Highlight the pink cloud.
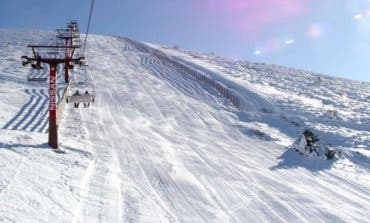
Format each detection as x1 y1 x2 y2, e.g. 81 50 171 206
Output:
198 0 312 31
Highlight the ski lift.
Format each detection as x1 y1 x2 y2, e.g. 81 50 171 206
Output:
67 21 79 33
22 54 46 82
22 54 44 70
66 65 95 107
28 68 47 81
28 77 47 82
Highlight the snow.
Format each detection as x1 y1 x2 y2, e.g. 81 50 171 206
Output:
0 29 370 222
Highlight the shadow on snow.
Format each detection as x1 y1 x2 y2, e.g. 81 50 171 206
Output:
270 149 335 172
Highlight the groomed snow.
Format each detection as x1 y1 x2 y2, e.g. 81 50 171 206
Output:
0 29 369 222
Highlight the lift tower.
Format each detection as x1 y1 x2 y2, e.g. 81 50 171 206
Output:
22 45 84 149
56 21 81 83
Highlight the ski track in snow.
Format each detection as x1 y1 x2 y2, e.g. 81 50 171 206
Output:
75 108 124 223
0 30 369 223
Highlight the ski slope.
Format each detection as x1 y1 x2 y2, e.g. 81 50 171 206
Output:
0 29 369 223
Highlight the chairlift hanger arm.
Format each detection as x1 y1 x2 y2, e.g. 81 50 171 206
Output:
31 47 37 58
70 48 76 58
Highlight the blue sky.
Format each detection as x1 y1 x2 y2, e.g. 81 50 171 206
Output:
1 0 369 82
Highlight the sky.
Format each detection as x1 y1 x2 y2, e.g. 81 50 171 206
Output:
0 0 369 82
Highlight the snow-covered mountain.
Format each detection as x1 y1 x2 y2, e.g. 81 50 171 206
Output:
0 29 369 223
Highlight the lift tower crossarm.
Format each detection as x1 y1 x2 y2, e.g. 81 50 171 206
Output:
21 56 85 64
27 45 82 49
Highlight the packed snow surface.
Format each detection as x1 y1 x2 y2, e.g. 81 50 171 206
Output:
0 29 369 222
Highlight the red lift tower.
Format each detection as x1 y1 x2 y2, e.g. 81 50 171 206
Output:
22 45 85 149
56 21 81 83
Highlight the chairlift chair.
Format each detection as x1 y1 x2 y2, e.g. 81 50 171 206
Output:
66 87 95 104
68 21 79 32
22 55 46 82
27 66 47 82
66 65 95 107
28 77 47 82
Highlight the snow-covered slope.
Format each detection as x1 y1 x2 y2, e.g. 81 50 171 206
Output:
0 29 369 223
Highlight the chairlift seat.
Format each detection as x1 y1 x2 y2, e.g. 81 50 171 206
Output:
67 94 95 103
28 77 47 82
67 64 96 106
